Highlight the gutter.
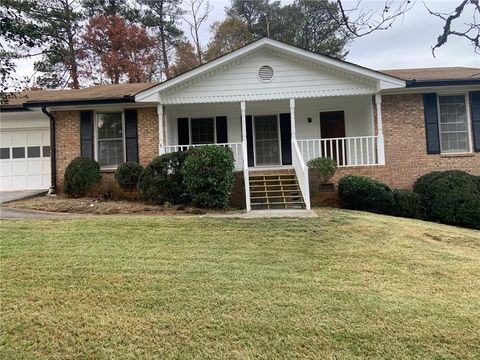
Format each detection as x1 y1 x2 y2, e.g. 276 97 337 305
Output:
406 78 480 88
25 96 136 108
41 107 57 194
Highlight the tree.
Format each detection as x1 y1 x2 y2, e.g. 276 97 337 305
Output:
170 41 200 76
226 0 281 38
137 0 184 79
82 0 138 20
82 15 157 84
182 0 212 64
205 17 253 60
0 1 43 103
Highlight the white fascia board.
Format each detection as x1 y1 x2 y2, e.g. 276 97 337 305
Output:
135 38 405 102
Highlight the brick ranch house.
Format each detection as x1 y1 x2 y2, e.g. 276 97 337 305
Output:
1 38 479 210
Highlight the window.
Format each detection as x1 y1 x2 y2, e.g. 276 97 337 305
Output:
97 112 124 167
0 148 9 159
438 95 471 153
191 117 215 145
12 147 25 159
27 146 40 158
42 146 51 157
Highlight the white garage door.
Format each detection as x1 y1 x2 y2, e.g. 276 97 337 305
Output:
0 129 51 191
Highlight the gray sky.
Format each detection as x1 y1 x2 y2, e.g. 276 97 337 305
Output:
14 0 480 83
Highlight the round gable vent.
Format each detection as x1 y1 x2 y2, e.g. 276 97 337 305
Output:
258 65 274 82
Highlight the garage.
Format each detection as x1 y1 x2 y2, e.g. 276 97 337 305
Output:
0 110 51 191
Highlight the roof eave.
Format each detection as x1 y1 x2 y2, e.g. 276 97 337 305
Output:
24 96 136 108
406 79 480 87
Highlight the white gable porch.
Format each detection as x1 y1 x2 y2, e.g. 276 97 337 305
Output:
135 38 404 211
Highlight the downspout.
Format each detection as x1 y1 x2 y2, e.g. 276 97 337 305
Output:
42 107 57 194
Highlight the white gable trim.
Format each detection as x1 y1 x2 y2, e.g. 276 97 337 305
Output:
135 38 405 102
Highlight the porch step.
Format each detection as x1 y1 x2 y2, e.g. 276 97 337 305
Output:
248 172 305 210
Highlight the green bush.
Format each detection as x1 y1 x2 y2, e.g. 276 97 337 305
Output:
64 157 101 198
115 162 143 190
183 145 235 208
414 170 480 229
138 152 189 204
392 189 421 218
307 157 337 184
338 175 395 215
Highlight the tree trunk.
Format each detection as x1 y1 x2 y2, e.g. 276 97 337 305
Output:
67 32 79 89
160 26 170 79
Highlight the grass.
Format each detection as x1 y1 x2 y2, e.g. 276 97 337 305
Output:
1 208 479 359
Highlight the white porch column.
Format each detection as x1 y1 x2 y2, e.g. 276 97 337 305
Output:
157 104 164 155
375 93 385 165
241 101 251 211
290 98 296 141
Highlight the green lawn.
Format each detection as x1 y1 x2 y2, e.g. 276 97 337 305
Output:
1 209 479 359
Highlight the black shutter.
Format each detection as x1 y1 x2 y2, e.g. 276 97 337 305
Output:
423 93 441 154
178 118 189 145
80 111 93 158
216 116 228 143
279 113 292 165
246 115 254 167
470 91 480 152
124 109 138 163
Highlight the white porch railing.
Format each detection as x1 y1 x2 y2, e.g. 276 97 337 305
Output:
297 136 378 167
292 140 311 210
163 143 243 171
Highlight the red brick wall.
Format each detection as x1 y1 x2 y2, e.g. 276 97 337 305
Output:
310 93 480 197
54 107 159 188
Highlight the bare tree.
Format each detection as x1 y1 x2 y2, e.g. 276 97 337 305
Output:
425 0 480 55
182 0 212 64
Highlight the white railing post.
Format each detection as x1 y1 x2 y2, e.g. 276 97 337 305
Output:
375 93 385 165
157 104 165 155
241 101 251 211
290 98 296 141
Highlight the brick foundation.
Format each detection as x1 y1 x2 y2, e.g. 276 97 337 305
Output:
229 171 246 209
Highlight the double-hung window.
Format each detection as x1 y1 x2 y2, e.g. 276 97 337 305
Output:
191 117 215 145
438 95 471 153
96 112 124 167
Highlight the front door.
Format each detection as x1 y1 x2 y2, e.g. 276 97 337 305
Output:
320 111 346 165
254 115 281 166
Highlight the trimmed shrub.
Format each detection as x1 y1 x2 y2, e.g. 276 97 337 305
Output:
392 189 421 218
115 162 143 190
183 145 235 208
414 170 480 229
138 151 189 204
338 175 395 215
64 157 101 198
307 157 337 184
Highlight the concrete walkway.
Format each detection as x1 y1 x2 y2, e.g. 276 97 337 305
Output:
0 207 88 220
203 209 318 219
0 190 48 204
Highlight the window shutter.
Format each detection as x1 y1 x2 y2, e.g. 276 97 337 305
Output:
246 115 254 167
124 109 138 163
279 113 292 165
423 93 441 154
80 111 94 158
177 118 189 145
216 116 228 143
470 91 480 152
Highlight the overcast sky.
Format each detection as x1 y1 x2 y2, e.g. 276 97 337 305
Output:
14 0 480 82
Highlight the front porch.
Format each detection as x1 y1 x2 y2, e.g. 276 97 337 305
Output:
158 95 385 211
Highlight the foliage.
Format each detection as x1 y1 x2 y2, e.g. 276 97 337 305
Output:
138 152 189 204
63 157 101 198
136 0 184 79
307 157 337 184
170 41 200 76
114 162 143 190
205 17 254 61
338 175 395 215
82 0 139 20
414 170 480 229
392 189 421 218
82 15 157 84
183 145 235 208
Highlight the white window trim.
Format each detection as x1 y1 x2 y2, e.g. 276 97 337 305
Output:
189 116 217 145
94 110 126 170
436 92 474 155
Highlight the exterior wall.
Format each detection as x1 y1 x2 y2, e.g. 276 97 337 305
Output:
310 93 480 194
161 49 376 104
0 111 49 129
229 171 246 209
165 95 374 145
54 107 158 188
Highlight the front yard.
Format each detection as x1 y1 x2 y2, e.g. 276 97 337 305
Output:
1 208 479 359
